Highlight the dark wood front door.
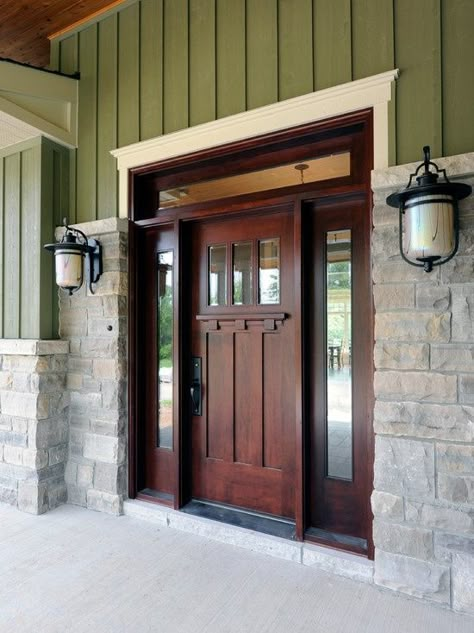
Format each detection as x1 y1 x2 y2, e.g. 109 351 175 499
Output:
190 206 295 518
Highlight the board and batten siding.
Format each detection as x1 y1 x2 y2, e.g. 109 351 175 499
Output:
0 138 69 339
50 0 474 223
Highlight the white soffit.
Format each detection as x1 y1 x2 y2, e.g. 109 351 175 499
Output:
112 69 399 218
0 60 78 149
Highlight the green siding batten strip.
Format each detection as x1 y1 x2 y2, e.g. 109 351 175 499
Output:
4 153 21 338
442 0 474 157
395 0 442 164
140 0 164 140
118 3 140 147
313 0 351 91
278 0 313 101
77 25 98 222
190 0 216 126
163 0 189 133
351 0 394 81
98 14 118 218
246 0 278 110
216 0 246 118
20 147 41 338
49 40 60 72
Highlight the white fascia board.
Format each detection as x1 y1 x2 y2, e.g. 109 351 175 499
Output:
0 60 78 148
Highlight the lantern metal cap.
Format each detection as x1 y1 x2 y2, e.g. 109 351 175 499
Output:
386 146 472 208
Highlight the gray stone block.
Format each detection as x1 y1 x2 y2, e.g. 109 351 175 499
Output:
67 484 87 507
434 532 474 563
431 345 474 372
416 285 450 311
437 443 474 474
405 500 473 532
374 401 474 442
18 481 48 515
374 550 450 604
83 433 124 464
438 474 474 505
0 484 17 506
87 489 122 515
452 285 474 341
374 436 435 500
459 375 474 404
371 490 404 520
452 552 474 615
374 371 457 403
93 462 126 495
374 342 429 370
375 312 451 342
373 520 433 560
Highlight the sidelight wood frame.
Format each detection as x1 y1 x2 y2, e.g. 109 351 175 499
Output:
128 109 374 557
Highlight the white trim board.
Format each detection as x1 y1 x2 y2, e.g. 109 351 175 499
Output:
112 70 399 218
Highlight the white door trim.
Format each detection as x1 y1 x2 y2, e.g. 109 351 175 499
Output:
112 69 399 218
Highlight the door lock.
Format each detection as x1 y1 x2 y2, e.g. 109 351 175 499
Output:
190 357 202 416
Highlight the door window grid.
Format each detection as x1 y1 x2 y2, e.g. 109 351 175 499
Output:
208 238 280 307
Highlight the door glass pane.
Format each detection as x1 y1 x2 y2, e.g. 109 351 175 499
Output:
209 245 227 306
157 251 173 450
258 238 280 304
233 242 252 305
326 230 352 480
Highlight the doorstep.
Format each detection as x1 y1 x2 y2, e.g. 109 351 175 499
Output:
123 499 374 584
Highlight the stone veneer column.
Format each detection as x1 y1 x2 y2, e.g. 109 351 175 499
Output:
0 339 69 514
59 218 128 515
371 152 474 615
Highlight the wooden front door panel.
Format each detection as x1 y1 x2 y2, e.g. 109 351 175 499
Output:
191 208 295 518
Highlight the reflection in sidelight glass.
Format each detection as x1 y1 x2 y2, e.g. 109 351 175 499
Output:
326 230 352 480
258 238 280 304
157 251 173 449
233 242 252 305
209 245 227 306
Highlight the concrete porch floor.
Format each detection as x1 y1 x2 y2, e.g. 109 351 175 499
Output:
0 503 473 633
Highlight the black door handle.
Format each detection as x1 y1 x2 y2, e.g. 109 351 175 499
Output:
191 357 202 415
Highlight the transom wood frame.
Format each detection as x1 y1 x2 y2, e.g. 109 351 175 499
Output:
129 109 374 557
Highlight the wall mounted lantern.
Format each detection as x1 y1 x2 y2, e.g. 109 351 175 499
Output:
386 146 471 272
44 219 102 295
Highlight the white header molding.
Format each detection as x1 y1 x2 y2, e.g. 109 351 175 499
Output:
112 69 399 218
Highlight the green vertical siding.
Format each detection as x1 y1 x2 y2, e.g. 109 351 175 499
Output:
442 0 474 157
140 0 164 138
50 0 473 223
97 14 118 219
246 0 278 109
163 0 189 133
395 0 442 164
190 0 216 125
0 138 69 339
313 0 352 90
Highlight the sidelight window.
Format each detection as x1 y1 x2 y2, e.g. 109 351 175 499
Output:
157 250 174 449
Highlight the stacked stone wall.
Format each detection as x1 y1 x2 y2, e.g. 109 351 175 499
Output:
0 340 69 513
372 152 474 615
59 218 128 515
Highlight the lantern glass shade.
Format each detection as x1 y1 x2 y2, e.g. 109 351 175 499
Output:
54 248 84 289
403 193 455 261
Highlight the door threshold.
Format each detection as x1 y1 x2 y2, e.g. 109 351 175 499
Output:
123 499 374 584
181 500 296 540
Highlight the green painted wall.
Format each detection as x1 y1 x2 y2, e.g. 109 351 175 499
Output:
0 138 69 339
49 0 473 223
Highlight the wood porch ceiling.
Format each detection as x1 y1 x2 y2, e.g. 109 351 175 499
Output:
0 0 125 69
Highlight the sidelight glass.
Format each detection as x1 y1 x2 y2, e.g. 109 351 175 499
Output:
209 245 227 306
326 230 352 480
258 238 280 304
232 242 252 305
157 251 173 449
